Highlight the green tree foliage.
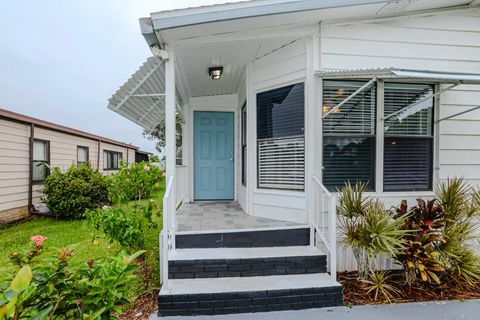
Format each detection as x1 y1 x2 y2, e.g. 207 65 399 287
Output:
109 162 163 203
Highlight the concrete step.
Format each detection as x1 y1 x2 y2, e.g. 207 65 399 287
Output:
175 226 311 249
168 246 326 279
158 273 343 316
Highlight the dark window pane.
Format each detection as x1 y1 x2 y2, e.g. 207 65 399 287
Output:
384 137 433 191
257 83 304 139
257 83 305 190
323 137 375 191
322 80 376 191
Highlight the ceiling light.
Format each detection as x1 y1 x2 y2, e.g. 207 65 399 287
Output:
209 66 223 80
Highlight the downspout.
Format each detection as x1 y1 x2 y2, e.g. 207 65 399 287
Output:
28 124 39 215
97 139 101 171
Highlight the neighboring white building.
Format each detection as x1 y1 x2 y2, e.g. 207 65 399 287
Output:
0 108 139 224
108 0 480 315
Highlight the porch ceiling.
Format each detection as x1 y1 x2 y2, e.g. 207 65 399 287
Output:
176 36 300 97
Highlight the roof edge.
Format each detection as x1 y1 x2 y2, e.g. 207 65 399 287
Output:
150 0 390 31
0 108 139 150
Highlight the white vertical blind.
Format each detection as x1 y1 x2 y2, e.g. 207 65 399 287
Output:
33 140 48 181
77 147 88 163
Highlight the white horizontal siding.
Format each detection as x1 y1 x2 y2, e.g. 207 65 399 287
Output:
35 127 100 172
0 118 137 219
250 37 308 223
0 119 29 212
253 38 306 91
321 7 480 270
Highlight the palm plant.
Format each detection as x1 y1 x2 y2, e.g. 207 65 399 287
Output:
362 270 401 303
338 183 407 280
436 178 480 284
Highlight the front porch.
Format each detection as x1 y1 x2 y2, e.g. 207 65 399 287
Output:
176 202 300 232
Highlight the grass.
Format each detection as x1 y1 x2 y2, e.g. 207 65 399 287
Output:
0 180 165 291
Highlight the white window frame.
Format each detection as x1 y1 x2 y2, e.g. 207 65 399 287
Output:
320 78 437 194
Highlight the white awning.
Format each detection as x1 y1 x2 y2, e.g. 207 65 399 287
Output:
108 57 182 130
316 68 480 84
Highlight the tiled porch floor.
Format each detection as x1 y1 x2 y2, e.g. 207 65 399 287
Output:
176 202 300 232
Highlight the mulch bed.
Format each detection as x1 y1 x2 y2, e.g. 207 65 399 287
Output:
339 270 480 306
120 258 159 320
120 290 159 320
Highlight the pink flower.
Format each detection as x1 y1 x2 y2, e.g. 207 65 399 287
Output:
30 235 48 247
162 171 166 177
144 164 150 171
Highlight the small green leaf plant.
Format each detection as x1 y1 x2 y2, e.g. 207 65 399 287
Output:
86 200 159 249
0 236 144 319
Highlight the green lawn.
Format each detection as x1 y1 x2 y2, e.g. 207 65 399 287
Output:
0 182 165 290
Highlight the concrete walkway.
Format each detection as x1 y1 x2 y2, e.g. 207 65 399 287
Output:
150 299 480 320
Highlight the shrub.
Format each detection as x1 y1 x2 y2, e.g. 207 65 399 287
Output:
86 200 159 249
1 236 144 319
109 162 163 203
42 163 110 219
393 199 446 285
337 182 407 280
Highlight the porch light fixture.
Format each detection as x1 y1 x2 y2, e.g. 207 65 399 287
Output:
208 66 223 80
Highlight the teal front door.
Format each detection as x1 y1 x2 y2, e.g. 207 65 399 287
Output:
194 111 234 200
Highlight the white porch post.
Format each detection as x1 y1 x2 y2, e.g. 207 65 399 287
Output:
165 49 176 242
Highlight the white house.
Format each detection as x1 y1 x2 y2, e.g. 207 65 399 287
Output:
108 0 480 316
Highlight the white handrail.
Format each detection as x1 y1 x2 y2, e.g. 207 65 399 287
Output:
161 176 175 290
312 175 337 281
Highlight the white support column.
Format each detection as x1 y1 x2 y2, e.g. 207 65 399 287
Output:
246 63 255 216
165 49 176 238
306 33 317 230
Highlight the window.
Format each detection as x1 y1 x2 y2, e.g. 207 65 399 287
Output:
77 146 89 167
383 83 434 191
322 80 376 191
33 139 49 182
241 101 247 186
257 83 305 190
103 150 122 170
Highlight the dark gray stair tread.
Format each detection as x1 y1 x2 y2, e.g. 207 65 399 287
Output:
175 227 311 248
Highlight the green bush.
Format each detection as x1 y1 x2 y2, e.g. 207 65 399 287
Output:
109 162 163 203
86 200 159 249
0 236 144 319
42 163 110 219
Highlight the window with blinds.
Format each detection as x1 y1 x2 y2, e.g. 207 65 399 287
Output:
77 146 89 167
384 83 434 191
33 139 50 182
103 150 122 170
257 83 305 190
322 80 376 191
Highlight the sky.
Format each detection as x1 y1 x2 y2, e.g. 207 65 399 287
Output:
0 0 245 154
